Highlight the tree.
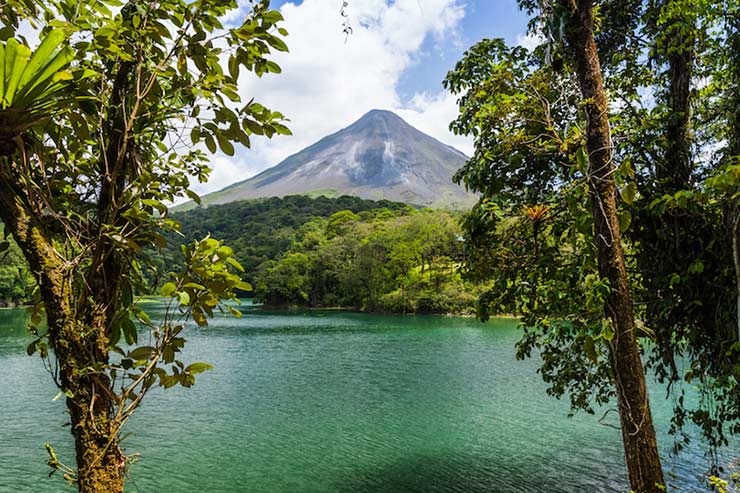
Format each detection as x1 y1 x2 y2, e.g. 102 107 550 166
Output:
0 0 288 491
554 3 665 490
253 207 478 314
446 1 665 487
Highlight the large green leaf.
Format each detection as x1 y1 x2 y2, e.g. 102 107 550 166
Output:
0 30 73 137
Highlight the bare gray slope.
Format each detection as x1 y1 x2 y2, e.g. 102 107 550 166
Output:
198 109 476 209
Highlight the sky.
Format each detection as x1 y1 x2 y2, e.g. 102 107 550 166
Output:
197 0 531 197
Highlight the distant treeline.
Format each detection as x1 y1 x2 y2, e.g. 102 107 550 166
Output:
165 195 483 314
160 194 409 279
3 195 484 314
254 207 484 314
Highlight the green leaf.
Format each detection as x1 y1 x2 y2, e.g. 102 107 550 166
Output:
262 10 284 23
242 118 264 135
186 190 201 204
129 346 156 361
601 318 615 342
217 134 234 156
5 42 31 106
161 282 177 297
226 256 244 272
163 345 176 364
110 319 121 347
272 122 291 136
122 317 137 345
192 307 207 327
621 182 637 205
266 36 288 52
265 61 281 73
133 306 151 325
121 281 133 308
575 147 587 171
185 362 213 374
618 210 631 232
178 291 191 306
17 30 65 92
688 260 704 275
205 134 216 153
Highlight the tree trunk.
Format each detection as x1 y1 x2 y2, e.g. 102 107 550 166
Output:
0 163 125 493
729 10 740 344
561 1 666 491
664 33 693 190
53 318 125 492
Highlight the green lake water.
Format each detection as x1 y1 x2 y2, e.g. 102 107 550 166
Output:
0 305 734 492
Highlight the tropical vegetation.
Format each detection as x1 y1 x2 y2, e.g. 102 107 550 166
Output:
0 0 738 490
445 0 740 491
164 195 409 283
253 205 482 314
0 0 288 491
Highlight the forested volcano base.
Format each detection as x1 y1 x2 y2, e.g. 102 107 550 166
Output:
165 195 484 314
1 195 484 314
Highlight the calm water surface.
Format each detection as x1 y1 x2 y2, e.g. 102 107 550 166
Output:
0 305 734 492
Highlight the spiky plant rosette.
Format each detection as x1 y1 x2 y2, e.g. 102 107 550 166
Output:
0 30 73 155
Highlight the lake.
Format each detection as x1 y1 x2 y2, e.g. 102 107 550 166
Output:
0 305 734 492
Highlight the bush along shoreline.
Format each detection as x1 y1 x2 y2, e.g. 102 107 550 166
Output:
253 207 486 315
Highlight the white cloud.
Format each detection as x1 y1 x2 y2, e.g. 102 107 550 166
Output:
515 31 543 51
197 0 470 194
190 156 245 197
396 91 473 156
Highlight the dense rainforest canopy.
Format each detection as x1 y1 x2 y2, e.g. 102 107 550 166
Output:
165 195 410 281
166 195 482 314
252 205 482 314
445 0 740 490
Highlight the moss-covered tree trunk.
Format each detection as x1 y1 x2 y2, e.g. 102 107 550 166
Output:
561 1 666 491
0 39 133 493
57 319 125 492
0 176 125 492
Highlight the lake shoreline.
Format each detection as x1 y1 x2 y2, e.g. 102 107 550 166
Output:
254 303 520 320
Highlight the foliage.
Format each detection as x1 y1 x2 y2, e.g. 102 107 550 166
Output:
446 0 740 474
254 207 483 314
445 38 617 410
707 460 740 493
0 0 289 489
161 195 410 286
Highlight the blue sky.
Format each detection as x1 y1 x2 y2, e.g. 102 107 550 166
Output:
397 1 529 99
268 0 528 101
198 0 532 196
